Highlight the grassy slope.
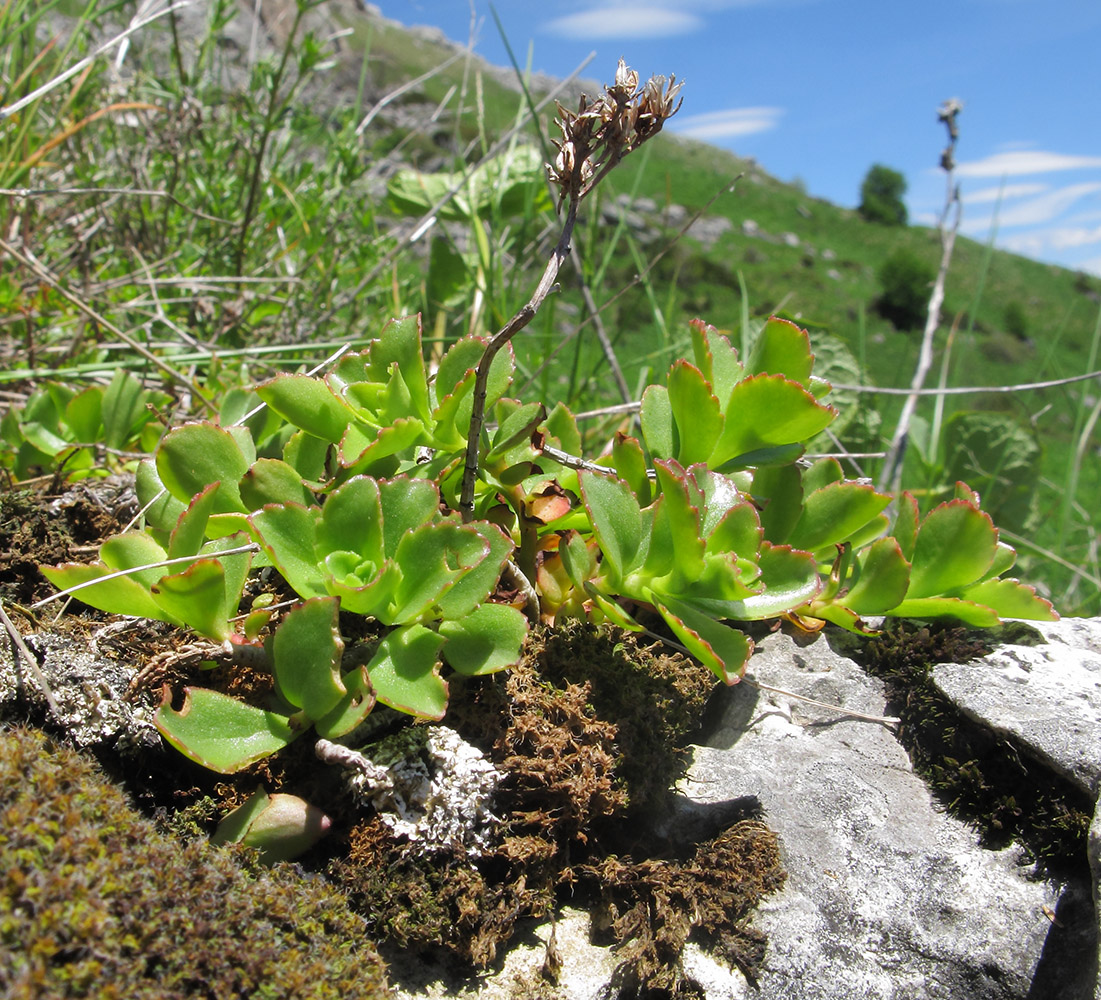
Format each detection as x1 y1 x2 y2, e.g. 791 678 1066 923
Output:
353 9 1100 611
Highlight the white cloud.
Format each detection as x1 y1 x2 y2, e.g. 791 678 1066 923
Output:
542 7 703 39
1076 256 1101 277
671 106 784 140
963 183 1047 205
1049 225 1101 250
956 150 1101 178
963 182 1101 232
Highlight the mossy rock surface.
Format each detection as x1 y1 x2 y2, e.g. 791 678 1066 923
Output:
0 726 390 1000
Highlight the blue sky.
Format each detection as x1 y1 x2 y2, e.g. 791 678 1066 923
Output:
386 0 1101 275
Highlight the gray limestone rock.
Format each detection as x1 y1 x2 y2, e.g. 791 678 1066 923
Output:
932 618 1101 797
665 627 1092 1000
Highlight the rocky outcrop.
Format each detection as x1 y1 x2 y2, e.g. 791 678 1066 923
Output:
386 621 1101 999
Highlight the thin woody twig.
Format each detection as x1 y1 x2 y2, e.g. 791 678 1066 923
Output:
878 99 964 494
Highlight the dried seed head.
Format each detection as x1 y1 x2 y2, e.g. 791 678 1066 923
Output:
545 60 683 209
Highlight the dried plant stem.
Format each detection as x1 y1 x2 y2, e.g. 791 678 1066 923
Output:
878 100 963 494
459 191 581 519
0 599 60 717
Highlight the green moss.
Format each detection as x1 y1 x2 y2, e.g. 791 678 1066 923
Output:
0 726 390 1000
853 621 1091 871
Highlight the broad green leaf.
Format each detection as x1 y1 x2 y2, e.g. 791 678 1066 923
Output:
586 585 645 631
271 597 346 721
787 481 892 553
435 336 486 401
377 477 445 555
101 369 146 449
314 665 376 739
368 315 431 423
639 385 674 461
168 484 220 560
579 470 644 580
545 402 582 458
650 461 705 585
204 533 253 624
747 317 814 386
888 597 1001 628
316 476 384 566
487 399 544 465
688 542 820 620
239 458 314 510
560 530 597 590
282 430 331 484
802 457 844 495
688 319 744 403
151 560 231 642
256 374 356 444
893 493 920 562
65 386 102 443
156 422 249 512
436 522 513 618
439 603 528 675
655 595 751 684
40 561 173 623
366 624 448 719
958 578 1057 621
155 687 299 773
667 361 723 465
612 433 652 506
907 500 998 599
100 532 171 588
844 537 910 613
751 463 804 545
250 503 327 599
706 501 763 559
981 542 1017 582
339 417 424 476
689 466 748 540
710 375 836 470
388 522 489 623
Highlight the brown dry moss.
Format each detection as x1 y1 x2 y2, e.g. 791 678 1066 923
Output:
584 820 786 997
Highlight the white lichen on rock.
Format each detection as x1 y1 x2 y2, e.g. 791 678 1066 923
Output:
316 726 501 852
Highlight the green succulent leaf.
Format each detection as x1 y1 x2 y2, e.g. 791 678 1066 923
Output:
315 665 376 740
747 316 815 386
957 578 1057 621
710 375 835 470
365 624 448 719
787 481 893 553
256 374 357 444
250 503 327 599
639 385 674 461
654 595 752 684
612 433 652 506
439 603 528 675
136 458 186 535
667 361 723 465
271 597 347 721
239 458 314 510
388 522 489 624
751 463 804 544
686 542 820 620
212 789 331 864
907 499 998 599
101 369 148 450
155 687 300 773
168 483 220 560
893 492 920 562
688 319 744 403
156 422 250 513
150 559 233 642
888 597 1001 627
579 469 644 580
435 522 513 618
843 537 911 614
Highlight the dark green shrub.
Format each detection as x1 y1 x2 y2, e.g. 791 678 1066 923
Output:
1004 300 1029 340
875 249 933 329
859 164 908 226
0 727 390 1000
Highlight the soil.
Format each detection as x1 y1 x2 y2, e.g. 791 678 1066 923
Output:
0 474 788 1000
